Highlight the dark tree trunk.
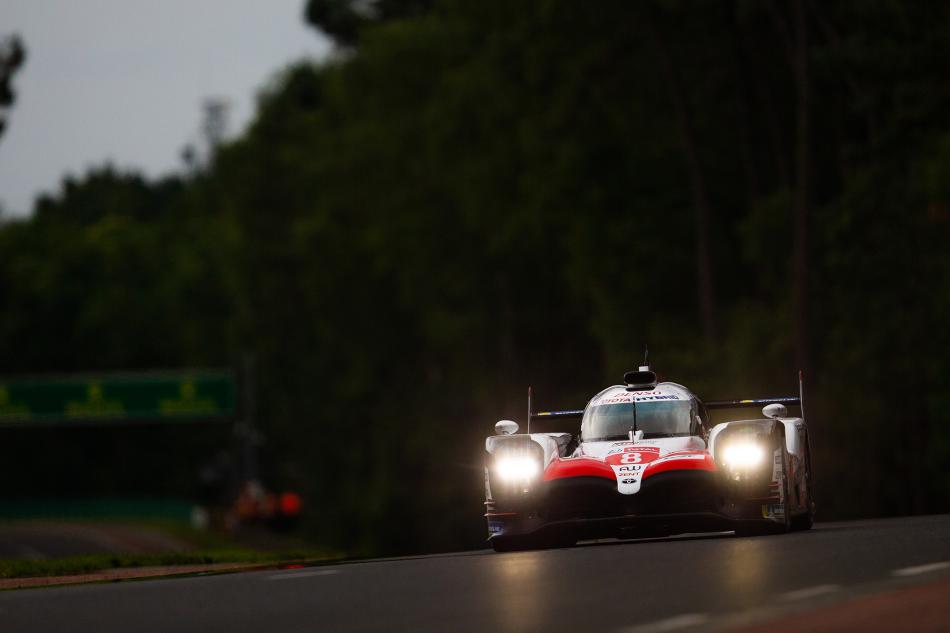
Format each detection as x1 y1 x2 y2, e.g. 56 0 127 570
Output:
646 11 718 345
758 73 791 190
726 1 762 206
792 0 810 374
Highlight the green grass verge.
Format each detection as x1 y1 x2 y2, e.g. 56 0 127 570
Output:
0 549 340 580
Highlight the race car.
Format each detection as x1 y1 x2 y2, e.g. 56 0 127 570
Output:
483 367 815 551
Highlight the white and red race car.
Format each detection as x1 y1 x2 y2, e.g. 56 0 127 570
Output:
484 368 815 551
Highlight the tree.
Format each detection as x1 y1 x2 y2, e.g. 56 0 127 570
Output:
643 4 718 346
304 0 433 46
792 0 810 375
0 35 26 142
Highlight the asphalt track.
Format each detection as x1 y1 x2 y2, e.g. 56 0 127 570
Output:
1 515 948 633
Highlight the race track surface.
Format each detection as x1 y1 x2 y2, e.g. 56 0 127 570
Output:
1 515 948 633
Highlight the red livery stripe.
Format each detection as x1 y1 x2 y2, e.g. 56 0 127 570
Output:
642 453 717 479
543 457 616 482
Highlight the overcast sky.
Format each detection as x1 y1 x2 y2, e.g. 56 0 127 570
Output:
0 0 332 216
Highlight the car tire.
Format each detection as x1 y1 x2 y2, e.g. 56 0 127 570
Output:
790 510 813 531
490 535 540 552
790 438 816 531
490 536 524 552
553 531 578 549
790 470 815 531
490 530 576 552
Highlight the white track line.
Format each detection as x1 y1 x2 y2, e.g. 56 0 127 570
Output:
619 613 709 633
779 584 840 601
266 569 340 581
892 561 950 577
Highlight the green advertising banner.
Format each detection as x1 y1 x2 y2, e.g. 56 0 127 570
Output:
0 371 237 425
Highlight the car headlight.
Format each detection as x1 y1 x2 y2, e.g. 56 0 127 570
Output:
495 455 540 481
722 442 765 469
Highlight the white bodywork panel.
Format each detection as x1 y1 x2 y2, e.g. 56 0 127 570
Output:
709 417 806 462
588 383 692 406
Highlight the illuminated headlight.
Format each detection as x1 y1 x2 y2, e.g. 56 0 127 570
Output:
722 443 765 469
495 456 540 481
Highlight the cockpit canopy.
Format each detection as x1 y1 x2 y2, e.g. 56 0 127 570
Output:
581 384 699 442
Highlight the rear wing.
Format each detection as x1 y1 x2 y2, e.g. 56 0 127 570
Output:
530 397 802 416
530 409 584 420
706 371 807 417
524 371 806 432
520 386 583 435
704 396 799 409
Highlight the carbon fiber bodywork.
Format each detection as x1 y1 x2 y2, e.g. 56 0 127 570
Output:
485 469 776 543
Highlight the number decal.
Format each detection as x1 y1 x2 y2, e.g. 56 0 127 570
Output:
605 446 659 466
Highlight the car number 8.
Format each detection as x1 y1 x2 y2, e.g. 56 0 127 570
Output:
621 453 642 464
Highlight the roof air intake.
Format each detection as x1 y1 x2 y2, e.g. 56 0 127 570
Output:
623 370 657 391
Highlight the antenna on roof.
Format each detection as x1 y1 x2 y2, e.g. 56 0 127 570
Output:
641 344 650 371
527 386 533 437
798 370 806 420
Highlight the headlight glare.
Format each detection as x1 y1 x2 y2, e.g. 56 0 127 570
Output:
495 456 540 481
722 442 765 468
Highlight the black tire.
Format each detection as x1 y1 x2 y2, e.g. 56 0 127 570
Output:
490 530 576 552
790 510 814 531
790 470 815 531
490 536 532 552
734 521 779 537
790 440 815 531
553 532 578 549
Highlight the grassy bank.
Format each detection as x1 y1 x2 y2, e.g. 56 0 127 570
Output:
0 548 339 579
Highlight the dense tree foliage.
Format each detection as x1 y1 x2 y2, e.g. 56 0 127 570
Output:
1 1 949 554
0 34 26 142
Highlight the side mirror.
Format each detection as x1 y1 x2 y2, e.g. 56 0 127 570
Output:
495 420 519 435
763 403 787 419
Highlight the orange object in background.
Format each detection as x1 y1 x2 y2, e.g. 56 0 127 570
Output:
229 481 303 530
279 492 302 516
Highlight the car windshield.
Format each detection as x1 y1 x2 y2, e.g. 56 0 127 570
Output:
582 400 693 441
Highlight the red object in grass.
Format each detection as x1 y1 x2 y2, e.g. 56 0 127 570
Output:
279 492 303 516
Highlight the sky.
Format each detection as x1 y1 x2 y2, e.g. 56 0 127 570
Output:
0 0 332 216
